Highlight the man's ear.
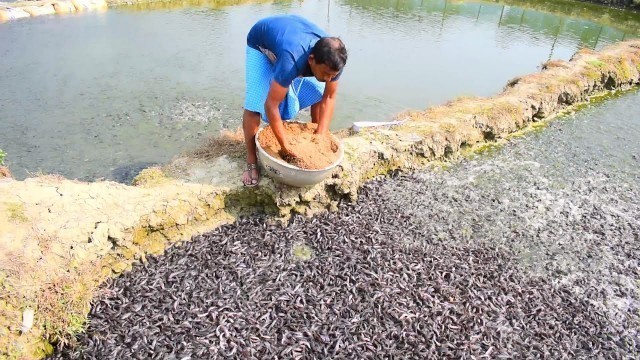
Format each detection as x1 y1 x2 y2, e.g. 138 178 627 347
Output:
308 54 316 65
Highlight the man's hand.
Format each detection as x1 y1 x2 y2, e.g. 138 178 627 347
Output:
278 146 300 164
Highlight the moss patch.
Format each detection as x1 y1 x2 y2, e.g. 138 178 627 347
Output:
6 203 28 223
587 60 607 69
615 58 634 81
132 167 168 187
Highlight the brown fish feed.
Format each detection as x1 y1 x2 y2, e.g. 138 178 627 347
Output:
257 122 340 170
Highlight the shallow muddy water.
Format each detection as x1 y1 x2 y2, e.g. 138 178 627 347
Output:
1 0 639 181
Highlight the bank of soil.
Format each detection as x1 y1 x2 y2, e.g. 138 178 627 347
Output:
257 122 340 170
1 40 640 360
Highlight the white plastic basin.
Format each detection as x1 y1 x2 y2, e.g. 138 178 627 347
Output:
255 127 344 187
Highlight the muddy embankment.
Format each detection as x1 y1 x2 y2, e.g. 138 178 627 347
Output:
1 40 640 359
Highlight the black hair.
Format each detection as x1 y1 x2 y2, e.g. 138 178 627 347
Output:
311 37 348 72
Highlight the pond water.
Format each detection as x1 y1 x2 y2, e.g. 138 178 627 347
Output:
0 0 638 181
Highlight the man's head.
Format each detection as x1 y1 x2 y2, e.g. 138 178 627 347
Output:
308 37 348 83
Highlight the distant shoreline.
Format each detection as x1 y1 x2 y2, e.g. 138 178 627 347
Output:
1 0 639 26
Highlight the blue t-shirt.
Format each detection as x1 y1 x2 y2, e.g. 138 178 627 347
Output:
247 15 340 87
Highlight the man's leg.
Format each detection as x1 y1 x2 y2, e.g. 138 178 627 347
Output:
242 109 261 186
243 44 276 186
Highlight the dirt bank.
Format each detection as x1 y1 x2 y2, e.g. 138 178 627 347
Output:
258 122 340 170
1 40 639 359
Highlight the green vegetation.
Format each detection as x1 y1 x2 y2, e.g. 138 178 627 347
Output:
614 58 634 80
116 0 272 11
588 60 607 69
6 202 28 223
0 148 6 166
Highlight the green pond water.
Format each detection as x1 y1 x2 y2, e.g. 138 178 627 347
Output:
0 0 638 181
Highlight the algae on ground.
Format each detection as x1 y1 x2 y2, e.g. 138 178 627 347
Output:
6 203 28 223
131 167 168 187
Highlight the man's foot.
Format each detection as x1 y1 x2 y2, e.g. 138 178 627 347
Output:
242 163 260 187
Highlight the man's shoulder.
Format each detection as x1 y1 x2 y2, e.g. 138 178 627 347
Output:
260 15 327 36
261 14 315 26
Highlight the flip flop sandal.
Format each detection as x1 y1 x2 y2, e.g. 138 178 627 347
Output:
243 163 260 187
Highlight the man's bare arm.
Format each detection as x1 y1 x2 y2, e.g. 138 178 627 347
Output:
314 80 339 135
265 80 291 152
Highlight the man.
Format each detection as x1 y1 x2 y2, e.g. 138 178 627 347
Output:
241 14 348 187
